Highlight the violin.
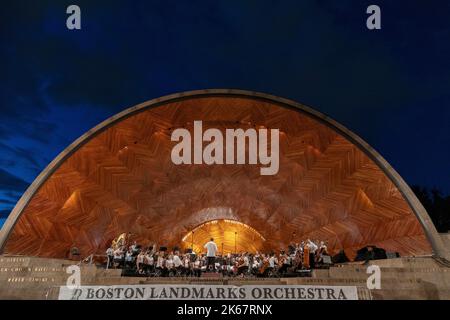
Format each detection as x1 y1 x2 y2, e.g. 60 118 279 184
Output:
278 254 287 267
259 258 269 274
236 256 245 268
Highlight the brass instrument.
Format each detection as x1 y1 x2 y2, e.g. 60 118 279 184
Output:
111 233 127 250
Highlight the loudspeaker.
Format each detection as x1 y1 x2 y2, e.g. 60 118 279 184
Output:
386 252 399 259
322 255 332 264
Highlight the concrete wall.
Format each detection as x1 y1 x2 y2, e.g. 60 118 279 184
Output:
440 233 450 259
0 255 449 300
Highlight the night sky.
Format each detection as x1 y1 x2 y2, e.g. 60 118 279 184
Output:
1 1 449 227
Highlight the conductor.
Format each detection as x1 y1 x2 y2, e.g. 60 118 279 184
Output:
204 238 218 272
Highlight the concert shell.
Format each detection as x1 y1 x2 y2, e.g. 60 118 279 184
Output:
0 90 446 260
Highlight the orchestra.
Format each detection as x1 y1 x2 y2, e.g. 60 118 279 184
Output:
105 237 330 278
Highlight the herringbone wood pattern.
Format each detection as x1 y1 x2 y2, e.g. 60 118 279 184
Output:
4 97 431 258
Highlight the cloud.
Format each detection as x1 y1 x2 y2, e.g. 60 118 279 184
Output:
0 0 449 196
0 169 30 192
0 142 41 168
0 199 18 206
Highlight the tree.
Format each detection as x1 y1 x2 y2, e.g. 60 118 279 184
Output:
411 185 450 233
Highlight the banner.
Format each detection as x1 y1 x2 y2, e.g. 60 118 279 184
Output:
58 284 358 300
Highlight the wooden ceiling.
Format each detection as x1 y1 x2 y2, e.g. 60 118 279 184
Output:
2 94 432 259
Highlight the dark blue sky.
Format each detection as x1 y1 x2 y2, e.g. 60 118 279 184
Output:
1 0 449 226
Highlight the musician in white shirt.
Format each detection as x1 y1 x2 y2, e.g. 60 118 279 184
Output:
166 254 174 271
307 239 318 269
308 239 318 253
268 254 278 268
193 256 201 277
125 249 133 267
113 247 124 268
173 252 182 268
136 251 145 274
131 241 139 254
204 238 218 272
106 246 114 269
243 254 249 267
252 257 260 270
236 253 250 277
156 252 165 276
182 254 191 275
145 252 154 265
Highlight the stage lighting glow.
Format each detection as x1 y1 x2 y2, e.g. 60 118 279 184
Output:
181 219 266 254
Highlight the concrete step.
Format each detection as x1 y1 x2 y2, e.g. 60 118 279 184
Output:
371 288 450 300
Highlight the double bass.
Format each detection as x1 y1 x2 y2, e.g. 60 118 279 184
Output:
303 244 310 269
293 251 302 270
235 256 245 271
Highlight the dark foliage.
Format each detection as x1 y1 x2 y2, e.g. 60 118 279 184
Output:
412 185 450 233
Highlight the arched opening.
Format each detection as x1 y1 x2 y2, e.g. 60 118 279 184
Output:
181 219 266 255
